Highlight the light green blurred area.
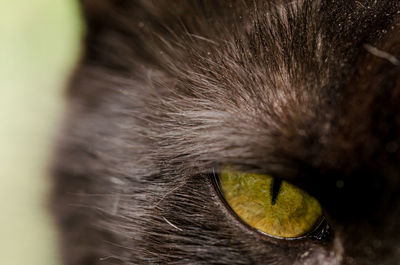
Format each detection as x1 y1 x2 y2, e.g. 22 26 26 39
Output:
0 1 82 264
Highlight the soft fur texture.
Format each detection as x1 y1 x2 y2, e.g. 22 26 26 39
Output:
52 0 400 264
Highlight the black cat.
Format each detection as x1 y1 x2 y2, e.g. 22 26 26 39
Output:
52 1 400 264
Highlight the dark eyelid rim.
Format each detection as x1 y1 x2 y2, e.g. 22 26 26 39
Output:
211 170 331 241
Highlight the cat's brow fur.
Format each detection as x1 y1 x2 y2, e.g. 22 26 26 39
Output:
52 0 400 264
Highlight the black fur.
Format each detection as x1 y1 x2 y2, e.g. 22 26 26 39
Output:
52 0 400 264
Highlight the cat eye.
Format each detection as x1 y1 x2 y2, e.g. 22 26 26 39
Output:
215 168 325 239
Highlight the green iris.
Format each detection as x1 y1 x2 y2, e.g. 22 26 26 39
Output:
219 169 323 238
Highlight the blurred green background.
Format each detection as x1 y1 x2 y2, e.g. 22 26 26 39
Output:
0 1 82 264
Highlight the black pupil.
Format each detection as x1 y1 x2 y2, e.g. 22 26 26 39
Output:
271 178 283 205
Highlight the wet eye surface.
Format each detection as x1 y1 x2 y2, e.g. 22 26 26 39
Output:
216 168 324 239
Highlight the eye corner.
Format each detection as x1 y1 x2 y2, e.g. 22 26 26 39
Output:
307 218 333 241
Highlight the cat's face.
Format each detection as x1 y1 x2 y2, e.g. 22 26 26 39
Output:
53 0 400 264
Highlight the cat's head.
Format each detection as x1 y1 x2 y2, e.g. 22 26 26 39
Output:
53 1 400 264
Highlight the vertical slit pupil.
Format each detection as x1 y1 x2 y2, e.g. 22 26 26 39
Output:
271 178 282 205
